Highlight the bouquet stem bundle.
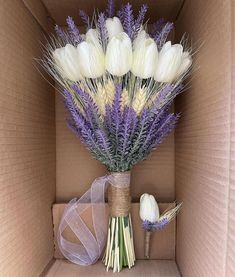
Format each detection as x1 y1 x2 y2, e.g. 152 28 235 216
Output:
103 214 135 271
103 171 135 271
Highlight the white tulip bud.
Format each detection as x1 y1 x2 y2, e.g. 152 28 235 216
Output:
131 37 158 78
175 51 192 78
105 32 133 76
133 30 149 50
85 28 100 48
154 41 183 83
77 41 105 78
139 193 159 223
106 17 124 40
53 44 82 82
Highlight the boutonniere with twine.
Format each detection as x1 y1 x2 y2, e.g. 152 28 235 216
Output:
139 193 182 258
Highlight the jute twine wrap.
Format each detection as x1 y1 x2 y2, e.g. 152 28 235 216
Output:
108 171 131 217
144 231 151 259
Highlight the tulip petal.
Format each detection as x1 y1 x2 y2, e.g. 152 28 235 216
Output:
106 17 124 41
154 42 183 83
77 41 105 78
139 193 159 223
131 37 158 78
53 44 82 81
105 32 132 76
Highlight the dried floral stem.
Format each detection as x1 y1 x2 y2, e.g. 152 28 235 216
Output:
103 214 135 272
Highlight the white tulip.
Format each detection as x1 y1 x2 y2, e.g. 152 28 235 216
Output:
175 51 192 78
53 44 82 82
85 28 100 48
77 41 105 78
154 41 192 83
140 193 160 223
133 30 149 50
106 17 124 40
105 32 133 76
131 37 158 78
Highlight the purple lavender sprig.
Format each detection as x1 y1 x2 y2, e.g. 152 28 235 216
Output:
104 104 113 131
134 4 148 38
54 25 74 45
154 22 174 48
95 129 115 168
63 90 96 148
152 85 175 112
145 113 180 155
150 18 166 37
152 84 184 113
122 3 135 40
106 0 115 18
66 16 83 45
110 84 122 152
126 107 152 166
79 10 90 28
55 25 67 40
141 107 169 151
97 12 109 50
118 107 138 170
129 110 179 168
63 89 115 168
117 4 125 24
143 218 169 232
72 85 100 129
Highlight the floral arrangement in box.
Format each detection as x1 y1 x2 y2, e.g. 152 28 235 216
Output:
39 0 192 273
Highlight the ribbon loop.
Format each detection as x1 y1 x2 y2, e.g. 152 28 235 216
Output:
57 175 110 265
57 173 130 265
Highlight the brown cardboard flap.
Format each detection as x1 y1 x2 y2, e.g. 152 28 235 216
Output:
0 1 56 276
42 0 184 26
53 203 175 260
22 0 50 32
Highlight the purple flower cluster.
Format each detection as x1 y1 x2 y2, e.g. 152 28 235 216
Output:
134 4 148 37
63 83 180 172
142 218 169 231
122 3 135 40
79 10 90 28
66 16 84 45
153 22 174 48
106 0 115 18
97 12 109 49
54 0 173 48
117 3 148 41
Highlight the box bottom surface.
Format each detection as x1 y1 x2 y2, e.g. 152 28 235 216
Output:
45 259 181 277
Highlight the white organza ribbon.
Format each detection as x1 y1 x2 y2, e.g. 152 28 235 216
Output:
57 173 130 265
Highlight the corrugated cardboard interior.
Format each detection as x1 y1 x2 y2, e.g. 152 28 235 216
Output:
0 1 55 277
0 0 235 276
175 0 235 276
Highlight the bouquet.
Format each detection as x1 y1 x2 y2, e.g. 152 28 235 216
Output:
39 0 192 272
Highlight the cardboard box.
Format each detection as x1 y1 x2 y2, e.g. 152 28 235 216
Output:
0 0 234 276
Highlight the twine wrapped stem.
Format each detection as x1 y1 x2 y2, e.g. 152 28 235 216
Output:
144 231 151 259
108 184 131 217
103 171 135 272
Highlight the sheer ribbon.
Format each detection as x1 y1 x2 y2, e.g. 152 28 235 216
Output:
57 173 130 265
